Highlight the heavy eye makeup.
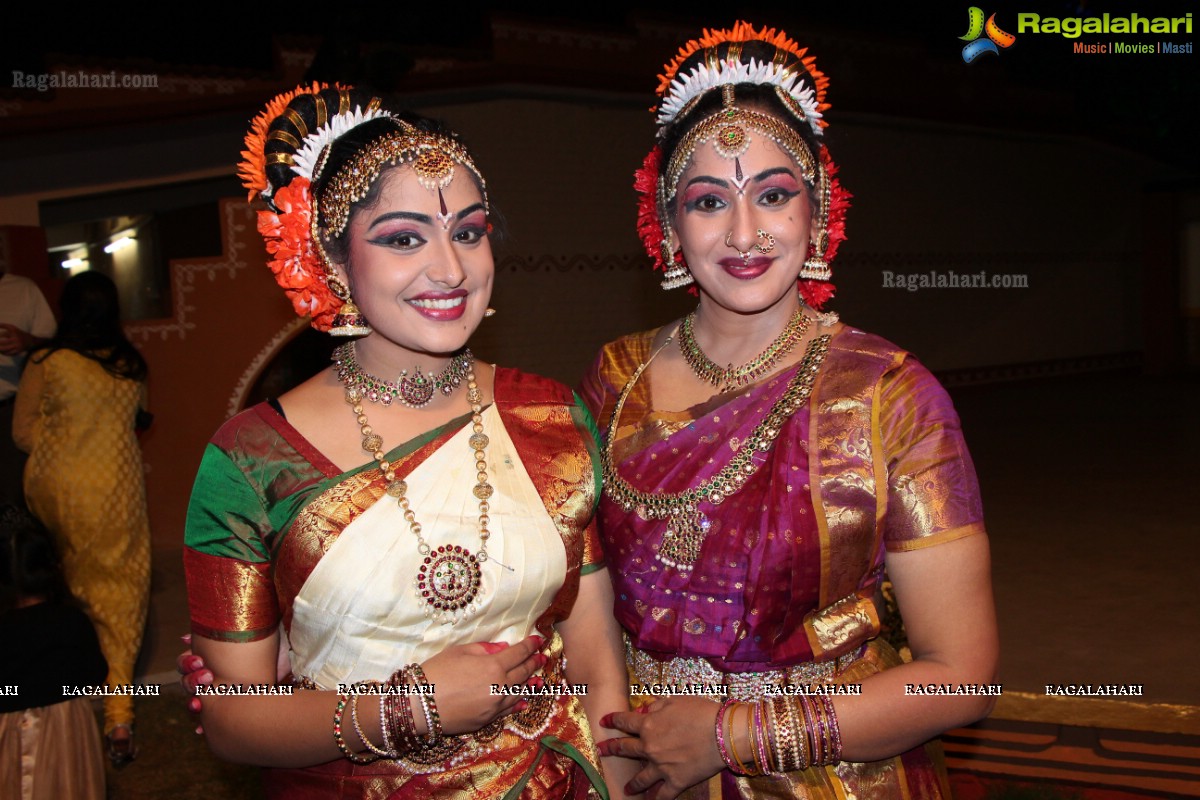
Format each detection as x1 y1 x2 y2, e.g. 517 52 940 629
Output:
367 227 427 250
680 182 730 214
452 211 488 245
754 173 803 207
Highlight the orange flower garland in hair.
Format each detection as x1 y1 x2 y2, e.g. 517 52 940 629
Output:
238 83 347 332
255 177 341 331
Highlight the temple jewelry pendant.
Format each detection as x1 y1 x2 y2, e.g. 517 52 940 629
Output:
416 544 483 624
656 510 712 571
397 366 436 407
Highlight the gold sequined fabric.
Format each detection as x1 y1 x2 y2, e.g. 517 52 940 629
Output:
15 350 151 732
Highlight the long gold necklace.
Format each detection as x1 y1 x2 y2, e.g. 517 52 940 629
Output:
601 333 831 571
342 359 494 624
678 306 809 391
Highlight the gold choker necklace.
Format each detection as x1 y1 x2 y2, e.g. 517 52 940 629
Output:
678 307 809 392
333 342 473 408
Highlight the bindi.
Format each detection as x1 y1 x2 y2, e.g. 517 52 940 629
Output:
731 157 749 195
435 188 452 230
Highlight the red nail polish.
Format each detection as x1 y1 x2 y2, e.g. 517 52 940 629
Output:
515 700 529 712
600 713 613 727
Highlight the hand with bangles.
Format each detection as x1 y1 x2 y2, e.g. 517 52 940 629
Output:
177 634 550 736
598 698 724 799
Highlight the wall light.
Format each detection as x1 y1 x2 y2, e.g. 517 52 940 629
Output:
104 236 135 254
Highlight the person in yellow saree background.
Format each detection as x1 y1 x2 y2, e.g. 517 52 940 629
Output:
13 269 151 766
584 23 999 799
183 85 636 798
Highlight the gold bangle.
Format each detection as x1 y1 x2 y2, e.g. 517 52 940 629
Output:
728 704 753 775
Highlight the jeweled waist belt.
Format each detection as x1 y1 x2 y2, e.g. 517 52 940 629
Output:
626 634 861 702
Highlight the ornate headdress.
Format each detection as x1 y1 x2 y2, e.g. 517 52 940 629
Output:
634 22 851 308
239 84 488 331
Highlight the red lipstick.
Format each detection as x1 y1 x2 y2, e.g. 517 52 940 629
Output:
718 257 773 280
407 289 469 321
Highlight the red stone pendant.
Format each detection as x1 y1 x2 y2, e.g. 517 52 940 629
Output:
416 544 482 621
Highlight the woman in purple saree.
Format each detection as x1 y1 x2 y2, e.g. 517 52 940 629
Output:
584 22 998 799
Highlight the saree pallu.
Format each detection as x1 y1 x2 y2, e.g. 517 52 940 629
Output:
185 369 607 799
581 326 985 799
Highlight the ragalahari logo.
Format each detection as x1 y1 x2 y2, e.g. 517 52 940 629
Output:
960 7 1016 62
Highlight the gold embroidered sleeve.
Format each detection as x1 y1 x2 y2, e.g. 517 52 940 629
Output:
879 357 985 550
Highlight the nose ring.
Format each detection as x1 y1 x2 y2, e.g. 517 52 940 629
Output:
754 229 775 254
725 231 752 265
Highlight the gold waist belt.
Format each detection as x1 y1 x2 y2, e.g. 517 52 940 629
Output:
626 635 861 702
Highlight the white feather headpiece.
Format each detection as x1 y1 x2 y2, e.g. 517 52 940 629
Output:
657 58 823 137
292 106 395 182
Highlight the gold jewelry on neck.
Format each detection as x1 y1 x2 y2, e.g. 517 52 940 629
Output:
344 360 493 624
679 307 810 392
333 342 472 408
601 332 830 571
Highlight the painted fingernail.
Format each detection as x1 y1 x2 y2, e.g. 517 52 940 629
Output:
198 671 213 686
528 676 545 688
600 713 614 727
514 700 529 712
638 704 651 714
536 654 550 667
188 698 201 713
180 634 192 644
194 725 204 735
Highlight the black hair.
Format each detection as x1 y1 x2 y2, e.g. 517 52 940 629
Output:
0 504 74 612
31 271 148 382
